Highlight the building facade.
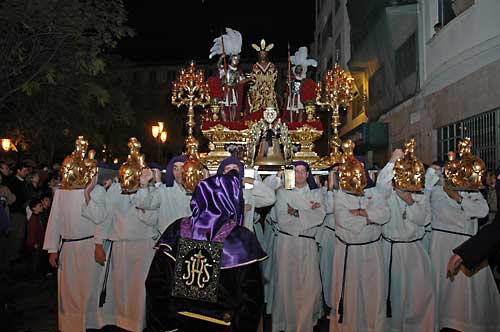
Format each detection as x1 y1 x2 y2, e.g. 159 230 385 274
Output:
381 0 500 169
313 0 352 78
314 0 500 171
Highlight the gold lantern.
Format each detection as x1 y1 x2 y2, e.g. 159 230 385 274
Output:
119 137 146 193
60 136 96 188
393 138 425 192
338 139 366 195
444 137 485 191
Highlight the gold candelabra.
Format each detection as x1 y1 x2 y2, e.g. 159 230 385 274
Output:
313 63 355 168
171 61 211 151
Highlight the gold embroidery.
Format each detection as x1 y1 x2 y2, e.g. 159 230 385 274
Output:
182 250 213 289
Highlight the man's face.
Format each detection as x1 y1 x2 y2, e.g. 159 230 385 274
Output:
294 65 303 76
42 197 51 209
258 50 268 62
230 55 240 66
223 163 240 175
172 162 184 185
0 164 9 176
295 165 308 187
18 167 30 178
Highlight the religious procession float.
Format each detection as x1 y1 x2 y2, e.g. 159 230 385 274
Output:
170 28 356 177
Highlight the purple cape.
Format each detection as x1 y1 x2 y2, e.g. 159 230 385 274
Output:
157 170 267 268
164 155 188 187
292 160 318 190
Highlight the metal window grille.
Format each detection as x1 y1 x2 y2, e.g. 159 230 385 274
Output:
437 109 500 171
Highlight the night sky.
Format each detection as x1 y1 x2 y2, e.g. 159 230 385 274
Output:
116 0 316 63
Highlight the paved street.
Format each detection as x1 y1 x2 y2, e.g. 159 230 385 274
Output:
2 274 58 332
2 267 329 332
2 263 497 332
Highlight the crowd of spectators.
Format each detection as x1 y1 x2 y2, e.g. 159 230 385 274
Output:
0 159 62 328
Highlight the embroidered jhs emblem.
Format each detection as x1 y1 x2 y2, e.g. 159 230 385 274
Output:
183 250 213 289
173 238 223 303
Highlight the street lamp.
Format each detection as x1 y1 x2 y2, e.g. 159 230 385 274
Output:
1 138 11 152
1 138 18 152
160 131 167 143
151 121 168 162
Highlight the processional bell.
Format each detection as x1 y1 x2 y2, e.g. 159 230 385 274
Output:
254 107 286 169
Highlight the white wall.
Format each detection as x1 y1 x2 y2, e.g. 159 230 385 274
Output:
420 0 500 95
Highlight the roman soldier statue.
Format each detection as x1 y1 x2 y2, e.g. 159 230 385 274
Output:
285 46 317 122
208 28 247 122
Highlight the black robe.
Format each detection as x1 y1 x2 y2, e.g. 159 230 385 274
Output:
453 220 500 270
146 220 265 332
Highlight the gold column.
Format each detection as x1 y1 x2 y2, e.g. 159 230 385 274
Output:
171 61 210 153
312 64 355 169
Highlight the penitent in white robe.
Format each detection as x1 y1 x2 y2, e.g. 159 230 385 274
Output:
263 205 278 315
377 162 436 332
272 185 325 332
43 188 104 332
422 167 441 252
85 183 158 332
260 174 282 314
316 187 336 309
330 188 390 332
135 181 191 235
243 179 276 241
430 187 500 332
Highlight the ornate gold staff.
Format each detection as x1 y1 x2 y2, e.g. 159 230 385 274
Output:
171 61 211 192
172 61 211 146
313 63 355 169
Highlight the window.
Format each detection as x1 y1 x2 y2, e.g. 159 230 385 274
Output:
437 109 499 171
437 0 474 28
321 14 332 48
369 66 385 105
335 0 341 13
351 98 363 119
149 70 157 83
437 0 456 26
167 71 176 82
132 71 140 83
335 35 341 62
319 0 327 11
395 33 416 83
326 57 333 71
